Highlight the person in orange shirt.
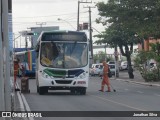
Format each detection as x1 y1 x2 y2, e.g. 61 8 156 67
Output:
99 61 111 92
14 58 20 91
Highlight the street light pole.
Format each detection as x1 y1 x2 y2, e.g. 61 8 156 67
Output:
89 7 93 62
84 6 95 64
36 22 46 27
57 18 76 30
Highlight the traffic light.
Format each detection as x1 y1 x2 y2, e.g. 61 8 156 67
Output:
83 22 88 30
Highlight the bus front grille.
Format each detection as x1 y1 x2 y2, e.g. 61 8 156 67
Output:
55 80 72 84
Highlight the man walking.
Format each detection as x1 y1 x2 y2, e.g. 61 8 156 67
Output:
99 61 111 92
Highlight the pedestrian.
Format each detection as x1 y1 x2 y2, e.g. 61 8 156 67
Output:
14 57 20 91
99 61 111 92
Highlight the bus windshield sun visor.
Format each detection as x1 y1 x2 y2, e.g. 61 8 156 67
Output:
41 32 87 42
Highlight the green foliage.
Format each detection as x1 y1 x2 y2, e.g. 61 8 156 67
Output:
93 52 114 63
95 0 160 79
96 0 160 40
93 52 105 63
134 43 160 82
142 70 160 82
95 0 160 47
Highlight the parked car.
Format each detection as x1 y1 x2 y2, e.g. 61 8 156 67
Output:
108 64 119 77
90 63 103 76
107 61 115 65
119 61 128 70
99 61 119 77
119 61 134 71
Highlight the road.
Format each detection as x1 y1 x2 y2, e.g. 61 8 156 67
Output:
16 71 160 120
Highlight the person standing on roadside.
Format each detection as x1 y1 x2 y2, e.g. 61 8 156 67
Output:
14 58 20 91
99 61 111 92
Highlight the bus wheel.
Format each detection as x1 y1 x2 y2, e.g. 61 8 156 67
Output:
70 88 76 94
78 87 86 95
39 87 48 95
37 86 39 93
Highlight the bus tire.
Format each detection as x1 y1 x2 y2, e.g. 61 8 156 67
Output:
70 88 76 94
37 86 39 93
39 87 48 95
79 87 86 95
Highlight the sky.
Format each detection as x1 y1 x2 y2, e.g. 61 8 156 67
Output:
12 0 115 54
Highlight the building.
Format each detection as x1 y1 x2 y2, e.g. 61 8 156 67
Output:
30 26 59 48
138 38 160 51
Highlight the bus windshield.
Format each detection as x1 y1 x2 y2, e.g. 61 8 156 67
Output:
40 42 88 68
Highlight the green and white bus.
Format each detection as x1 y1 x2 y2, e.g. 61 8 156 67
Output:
35 30 89 95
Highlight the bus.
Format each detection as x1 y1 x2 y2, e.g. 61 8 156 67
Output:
35 30 89 95
15 50 36 77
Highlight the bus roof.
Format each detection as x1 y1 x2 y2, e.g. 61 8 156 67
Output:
41 30 86 34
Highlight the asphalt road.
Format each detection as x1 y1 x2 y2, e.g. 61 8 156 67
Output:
17 71 160 120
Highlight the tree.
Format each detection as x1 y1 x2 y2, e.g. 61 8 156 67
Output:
95 0 160 78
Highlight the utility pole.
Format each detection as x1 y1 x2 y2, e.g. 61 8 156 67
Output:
84 6 95 64
77 0 92 31
0 0 5 116
2 0 12 114
36 22 46 27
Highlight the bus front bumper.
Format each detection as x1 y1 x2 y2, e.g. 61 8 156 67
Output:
38 76 88 89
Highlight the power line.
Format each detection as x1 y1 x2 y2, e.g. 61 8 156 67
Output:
13 11 88 19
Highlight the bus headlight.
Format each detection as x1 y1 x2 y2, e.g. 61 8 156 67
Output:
50 76 54 79
42 71 49 78
77 72 86 79
42 72 54 79
41 71 54 79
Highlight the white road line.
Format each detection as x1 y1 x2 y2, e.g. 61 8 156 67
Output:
16 83 25 111
16 82 35 120
90 95 147 111
136 91 144 94
154 93 160 97
124 88 129 91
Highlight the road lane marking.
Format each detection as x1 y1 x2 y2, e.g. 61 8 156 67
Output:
154 93 160 97
90 95 147 111
16 83 25 111
124 89 129 91
16 82 35 120
136 91 144 94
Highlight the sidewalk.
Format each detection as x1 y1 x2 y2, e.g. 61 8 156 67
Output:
11 77 28 120
114 70 160 87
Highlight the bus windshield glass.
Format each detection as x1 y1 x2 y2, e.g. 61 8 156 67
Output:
40 42 88 68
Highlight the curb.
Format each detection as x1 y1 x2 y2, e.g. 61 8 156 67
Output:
111 78 160 87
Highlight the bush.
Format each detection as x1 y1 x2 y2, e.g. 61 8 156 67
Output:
142 69 160 82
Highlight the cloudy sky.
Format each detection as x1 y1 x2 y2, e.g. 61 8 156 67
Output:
12 0 114 54
12 0 105 32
